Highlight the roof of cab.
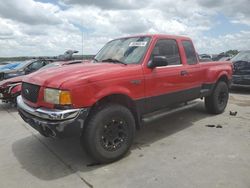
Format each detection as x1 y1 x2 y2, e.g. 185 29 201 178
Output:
117 34 191 41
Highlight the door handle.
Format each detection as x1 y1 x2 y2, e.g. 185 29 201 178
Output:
180 70 188 76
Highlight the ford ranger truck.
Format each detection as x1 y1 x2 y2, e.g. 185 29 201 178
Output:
17 34 232 163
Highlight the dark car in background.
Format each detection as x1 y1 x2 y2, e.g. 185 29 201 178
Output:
231 50 250 88
0 59 53 81
199 54 213 62
218 56 231 61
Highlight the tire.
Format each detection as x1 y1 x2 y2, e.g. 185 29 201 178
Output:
81 104 136 163
205 81 229 114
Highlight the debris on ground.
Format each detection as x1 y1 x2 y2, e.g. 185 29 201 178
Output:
206 124 215 128
206 124 223 128
216 125 223 128
230 111 238 116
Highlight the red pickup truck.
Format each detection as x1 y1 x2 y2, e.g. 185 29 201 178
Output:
17 34 232 163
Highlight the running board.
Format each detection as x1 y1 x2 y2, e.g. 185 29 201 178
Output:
200 89 210 97
142 101 199 124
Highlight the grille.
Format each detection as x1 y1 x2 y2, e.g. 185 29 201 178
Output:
233 61 250 75
22 82 40 103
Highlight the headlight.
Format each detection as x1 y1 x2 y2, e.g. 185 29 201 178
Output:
44 88 72 105
7 82 21 87
7 82 21 93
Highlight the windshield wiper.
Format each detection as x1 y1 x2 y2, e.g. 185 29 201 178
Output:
101 58 127 65
93 57 99 62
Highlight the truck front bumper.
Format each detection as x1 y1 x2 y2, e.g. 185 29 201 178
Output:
17 96 89 137
232 75 250 88
0 83 21 102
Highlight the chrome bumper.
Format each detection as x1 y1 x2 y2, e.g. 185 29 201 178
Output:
17 95 84 121
17 96 89 137
231 83 250 88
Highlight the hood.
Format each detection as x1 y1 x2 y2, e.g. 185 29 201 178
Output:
0 75 25 87
23 62 141 88
0 63 20 71
233 60 250 75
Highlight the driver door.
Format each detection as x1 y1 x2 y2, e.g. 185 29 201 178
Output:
144 38 189 112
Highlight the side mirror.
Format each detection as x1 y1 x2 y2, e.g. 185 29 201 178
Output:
148 56 168 68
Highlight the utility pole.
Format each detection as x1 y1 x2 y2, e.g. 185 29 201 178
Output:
81 20 84 60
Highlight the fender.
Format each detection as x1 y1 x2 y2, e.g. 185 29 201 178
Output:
205 64 232 84
90 86 143 130
92 86 133 105
216 71 230 82
71 81 142 108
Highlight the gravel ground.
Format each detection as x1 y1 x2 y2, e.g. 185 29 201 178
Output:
0 90 249 188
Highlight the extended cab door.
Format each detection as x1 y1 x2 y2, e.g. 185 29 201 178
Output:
180 40 203 97
143 38 192 113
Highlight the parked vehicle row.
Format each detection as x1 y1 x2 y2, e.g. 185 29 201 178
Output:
0 61 12 68
231 50 250 88
199 51 250 88
16 34 233 163
199 54 232 62
0 59 53 81
0 62 21 72
0 49 83 103
199 54 213 62
0 60 85 104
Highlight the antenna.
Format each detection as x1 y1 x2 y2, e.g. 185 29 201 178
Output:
81 20 84 60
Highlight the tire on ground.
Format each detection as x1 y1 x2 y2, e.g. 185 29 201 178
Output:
205 81 229 114
81 104 136 163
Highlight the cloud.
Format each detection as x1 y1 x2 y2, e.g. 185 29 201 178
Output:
0 0 250 56
107 11 153 34
0 0 61 25
60 0 149 10
196 0 250 25
195 31 250 54
0 19 14 38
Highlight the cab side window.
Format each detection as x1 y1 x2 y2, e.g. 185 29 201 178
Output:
151 39 181 66
28 61 45 71
182 40 198 65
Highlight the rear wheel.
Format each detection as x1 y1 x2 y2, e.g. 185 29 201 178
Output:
205 81 229 114
81 104 136 163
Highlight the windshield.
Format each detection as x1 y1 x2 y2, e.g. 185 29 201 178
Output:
14 61 33 69
95 36 151 64
40 62 61 70
231 51 250 62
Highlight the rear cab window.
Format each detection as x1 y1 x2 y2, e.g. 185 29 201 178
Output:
182 40 198 65
151 39 182 66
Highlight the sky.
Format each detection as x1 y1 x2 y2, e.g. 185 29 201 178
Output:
0 0 250 57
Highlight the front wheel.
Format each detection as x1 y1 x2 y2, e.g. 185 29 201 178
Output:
81 104 136 163
205 81 229 114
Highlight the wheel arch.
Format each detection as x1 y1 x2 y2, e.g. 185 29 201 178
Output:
217 73 230 86
86 93 142 130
